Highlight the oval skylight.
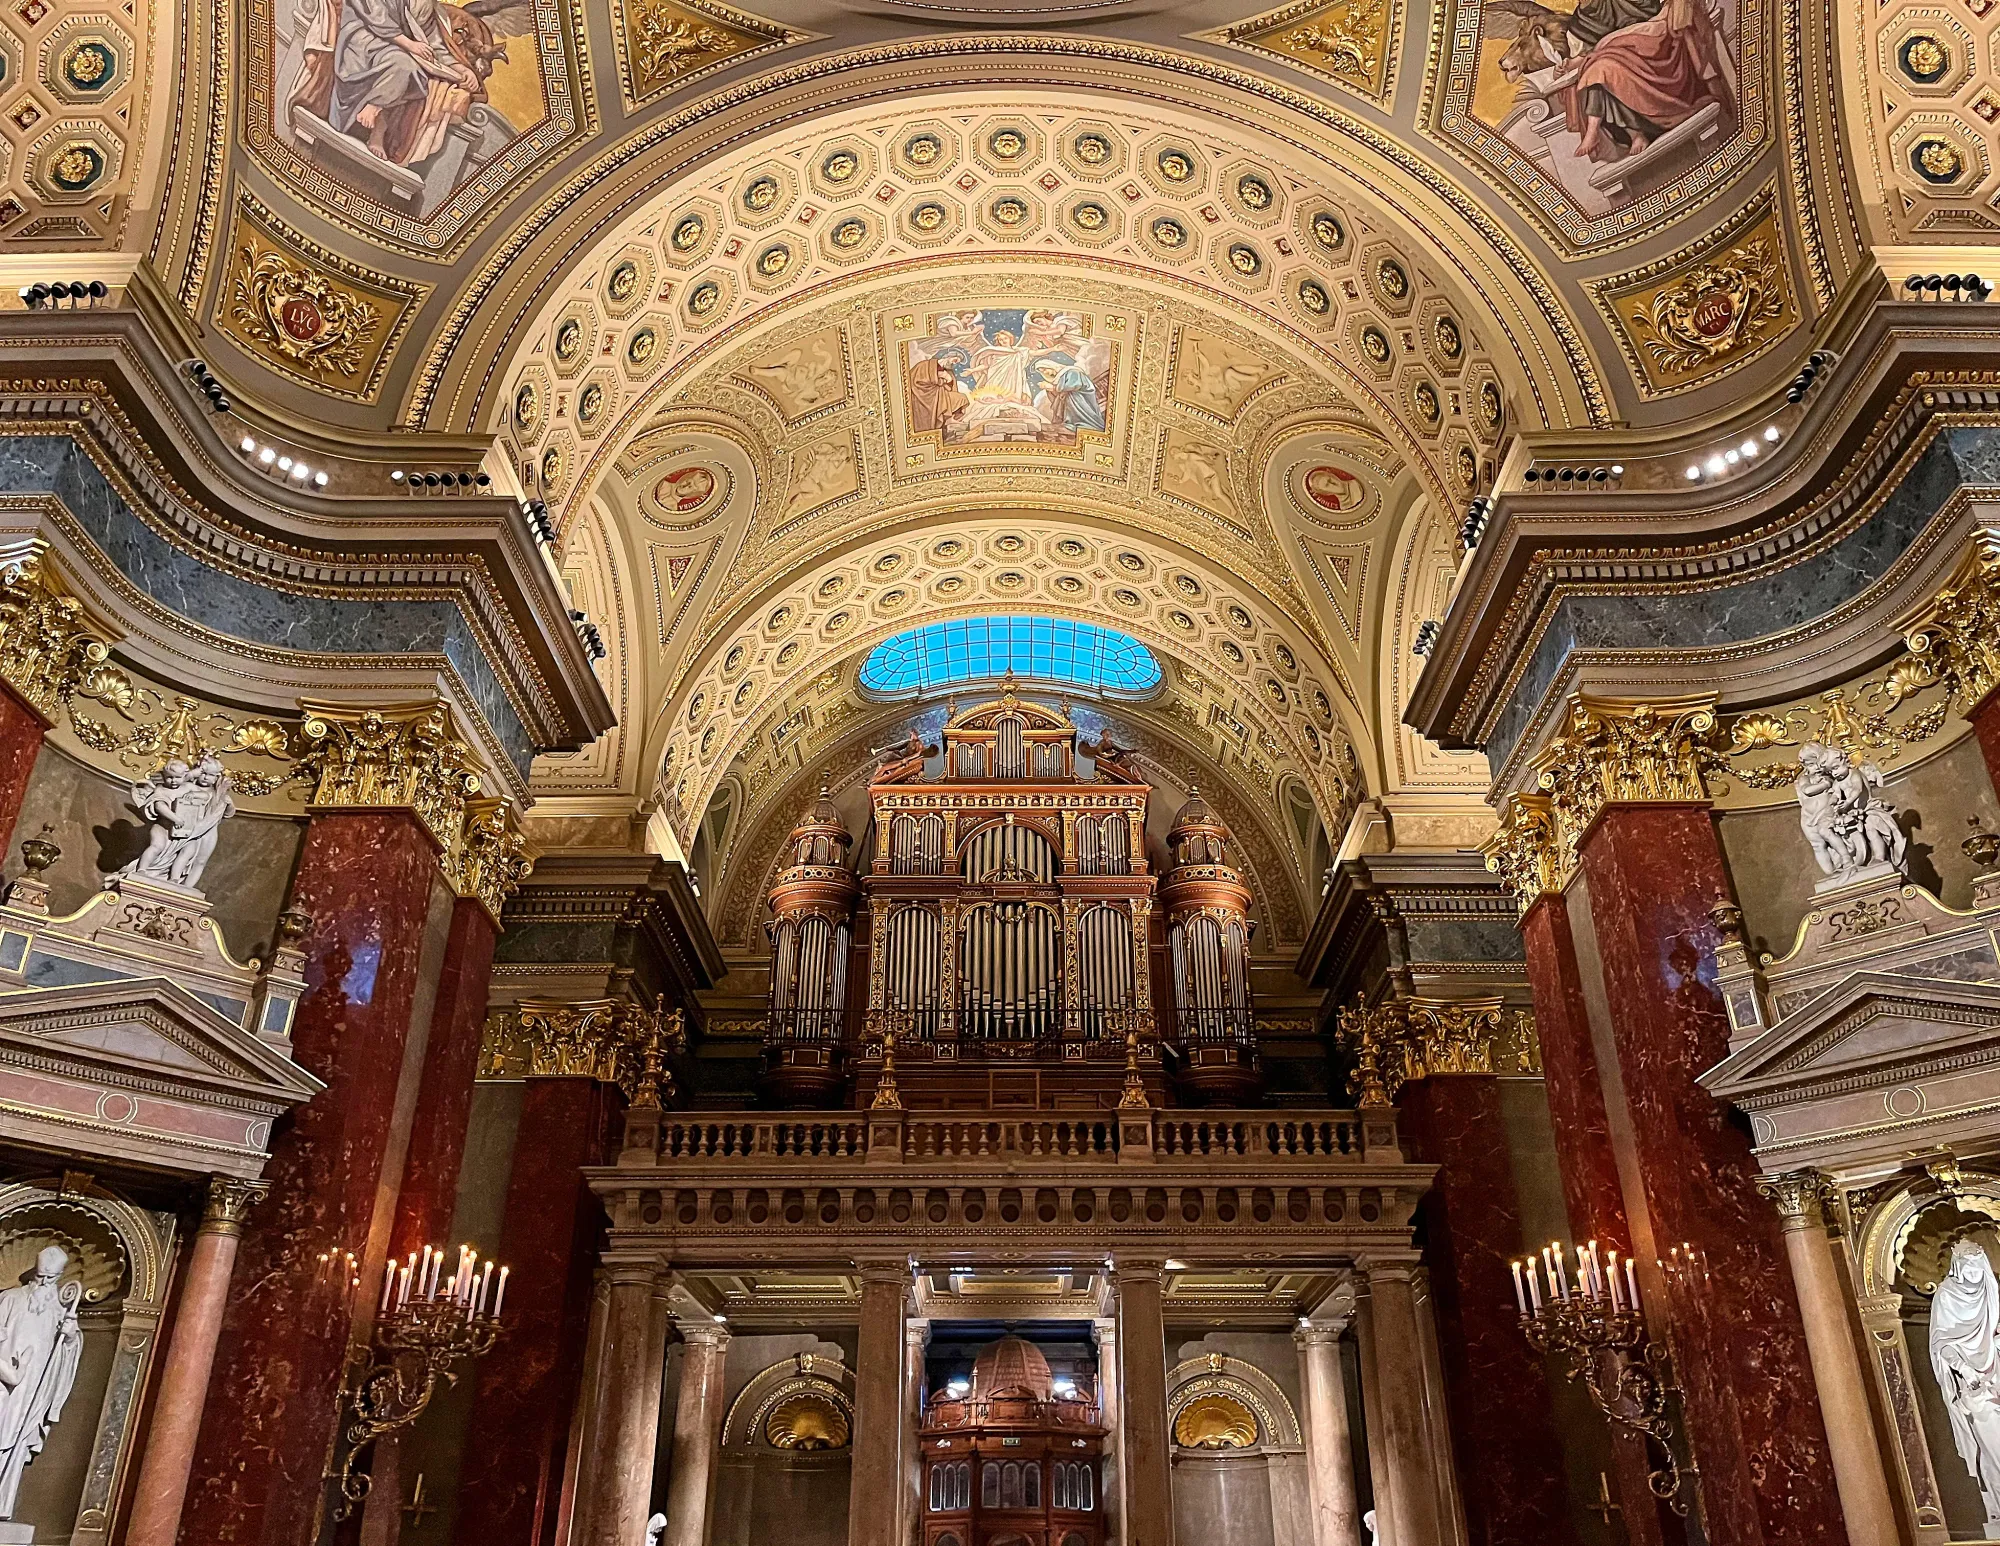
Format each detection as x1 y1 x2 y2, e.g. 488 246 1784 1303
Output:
859 616 1163 699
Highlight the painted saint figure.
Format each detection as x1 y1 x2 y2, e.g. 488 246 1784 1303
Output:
0 1245 83 1518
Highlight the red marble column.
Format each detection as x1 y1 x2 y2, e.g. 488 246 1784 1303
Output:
0 683 45 852
180 810 448 1546
1399 1074 1576 1546
1578 802 1845 1546
1517 890 1678 1546
389 898 500 1259
452 1075 623 1546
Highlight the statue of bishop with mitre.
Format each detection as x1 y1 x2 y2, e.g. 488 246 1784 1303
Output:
0 1245 82 1520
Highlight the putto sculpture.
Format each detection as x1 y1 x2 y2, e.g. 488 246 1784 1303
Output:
114 754 236 893
0 1244 83 1518
1795 740 1907 884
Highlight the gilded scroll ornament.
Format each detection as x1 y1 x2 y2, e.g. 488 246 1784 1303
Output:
449 798 534 922
1908 532 2000 713
1205 0 1396 103
617 0 797 105
297 701 482 852
229 248 382 382
1626 236 1786 374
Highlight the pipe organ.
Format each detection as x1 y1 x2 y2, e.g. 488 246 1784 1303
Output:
1158 789 1263 1104
761 787 860 1105
760 685 1262 1107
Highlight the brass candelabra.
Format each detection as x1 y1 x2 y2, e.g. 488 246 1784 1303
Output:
1513 1242 1689 1515
334 1245 506 1518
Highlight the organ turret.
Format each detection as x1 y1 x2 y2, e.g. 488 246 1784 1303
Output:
761 786 860 1105
1159 788 1263 1105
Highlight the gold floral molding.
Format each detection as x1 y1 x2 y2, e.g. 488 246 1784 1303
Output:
1336 994 1537 1105
0 548 306 798
479 995 686 1105
1198 0 1400 106
1719 669 1950 800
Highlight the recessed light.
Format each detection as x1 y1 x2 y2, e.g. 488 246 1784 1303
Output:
1765 426 1781 442
1686 466 1702 480
258 446 276 464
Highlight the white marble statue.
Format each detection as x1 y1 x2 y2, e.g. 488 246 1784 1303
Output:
1362 1508 1380 1546
644 1512 667 1546
0 1245 82 1518
1931 1239 2000 1532
114 754 236 893
1796 741 1907 883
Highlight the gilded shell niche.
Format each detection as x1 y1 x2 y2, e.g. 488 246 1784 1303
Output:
765 1392 852 1449
1173 1392 1259 1449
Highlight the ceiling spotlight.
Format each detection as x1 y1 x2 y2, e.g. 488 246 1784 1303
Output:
277 456 293 471
315 471 329 487
1704 456 1724 475
240 436 256 453
1764 426 1781 442
1724 449 1740 465
290 462 310 480
1610 464 1624 475
1741 440 1758 457
259 446 277 464
1164 1259 1187 1270
1686 466 1702 480
390 469 406 482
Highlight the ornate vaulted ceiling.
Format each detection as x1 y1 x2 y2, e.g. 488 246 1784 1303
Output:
14 0 1956 897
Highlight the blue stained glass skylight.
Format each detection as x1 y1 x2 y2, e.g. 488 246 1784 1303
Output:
859 616 1163 698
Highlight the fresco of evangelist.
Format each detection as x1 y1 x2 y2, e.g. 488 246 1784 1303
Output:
1449 0 1749 234
272 0 551 218
905 310 1115 451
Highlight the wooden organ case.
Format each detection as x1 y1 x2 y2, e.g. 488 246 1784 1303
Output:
760 684 1265 1109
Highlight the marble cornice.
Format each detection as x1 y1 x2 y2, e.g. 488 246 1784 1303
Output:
0 298 612 772
1409 307 2000 779
1298 851 1511 1004
502 852 725 997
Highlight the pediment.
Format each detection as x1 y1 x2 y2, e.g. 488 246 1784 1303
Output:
1701 972 2000 1104
0 978 323 1105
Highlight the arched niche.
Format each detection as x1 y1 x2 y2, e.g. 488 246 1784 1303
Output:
1166 1353 1307 1546
0 1181 175 1546
711 1351 855 1546
1852 1167 2000 1541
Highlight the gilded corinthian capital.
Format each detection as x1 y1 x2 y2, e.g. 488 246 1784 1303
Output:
1481 791 1566 908
1907 530 2000 712
1531 692 1720 844
298 699 482 851
0 548 109 724
451 797 534 923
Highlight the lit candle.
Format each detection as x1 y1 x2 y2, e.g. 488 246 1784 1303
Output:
380 1263 394 1312
478 1260 494 1315
1511 1260 1526 1315
1606 1251 1622 1311
494 1265 509 1318
396 1263 411 1308
1625 1258 1640 1310
1526 1258 1542 1311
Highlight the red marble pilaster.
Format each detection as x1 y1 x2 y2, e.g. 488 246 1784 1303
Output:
180 810 447 1546
1519 894 1628 1245
1517 891 1679 1546
1968 691 2000 799
0 683 45 853
1400 1074 1577 1546
1579 803 1844 1546
389 897 500 1259
452 1075 623 1546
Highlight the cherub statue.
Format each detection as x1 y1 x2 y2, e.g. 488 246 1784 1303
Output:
114 754 235 893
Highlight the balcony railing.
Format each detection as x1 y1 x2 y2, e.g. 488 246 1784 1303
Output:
922 1395 1103 1429
651 1109 1382 1165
